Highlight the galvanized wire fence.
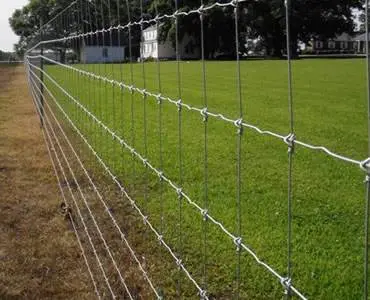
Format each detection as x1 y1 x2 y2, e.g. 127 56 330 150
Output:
24 0 370 298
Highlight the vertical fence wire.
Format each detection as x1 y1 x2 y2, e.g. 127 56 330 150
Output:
234 1 243 298
199 0 208 296
93 0 100 169
116 0 125 178
365 0 370 298
39 18 44 128
140 0 149 236
125 0 136 189
99 0 104 163
86 0 94 167
174 0 184 297
284 0 294 297
107 0 117 170
154 2 165 297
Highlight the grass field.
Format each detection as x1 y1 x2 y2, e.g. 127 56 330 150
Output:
40 58 370 299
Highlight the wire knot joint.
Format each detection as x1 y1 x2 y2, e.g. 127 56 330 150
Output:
360 157 370 172
234 237 242 252
176 99 182 111
176 258 182 269
234 118 243 135
156 94 162 104
199 290 207 299
201 209 208 221
284 133 296 153
176 188 183 199
143 158 148 167
281 277 292 294
158 235 163 244
201 107 208 122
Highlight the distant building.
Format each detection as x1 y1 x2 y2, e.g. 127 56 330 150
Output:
140 25 200 60
32 49 61 61
80 46 125 63
79 32 125 63
351 32 370 53
310 33 356 54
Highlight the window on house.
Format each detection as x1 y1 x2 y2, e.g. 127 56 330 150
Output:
328 41 336 49
102 48 108 58
153 42 157 51
340 41 348 49
315 41 323 49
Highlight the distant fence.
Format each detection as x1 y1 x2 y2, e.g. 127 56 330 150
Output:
24 0 370 299
0 61 24 65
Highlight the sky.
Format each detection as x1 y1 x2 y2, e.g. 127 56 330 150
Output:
0 0 28 52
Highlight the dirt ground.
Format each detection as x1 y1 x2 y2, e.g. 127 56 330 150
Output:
0 65 92 299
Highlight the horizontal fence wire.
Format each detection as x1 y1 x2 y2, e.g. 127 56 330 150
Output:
0 61 24 63
27 54 366 168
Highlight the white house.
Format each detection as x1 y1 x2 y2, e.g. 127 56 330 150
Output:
80 46 125 63
140 25 199 60
310 33 356 53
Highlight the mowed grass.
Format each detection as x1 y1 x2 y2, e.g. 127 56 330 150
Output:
44 59 369 299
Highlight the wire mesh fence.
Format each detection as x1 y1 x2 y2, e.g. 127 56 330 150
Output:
24 0 370 298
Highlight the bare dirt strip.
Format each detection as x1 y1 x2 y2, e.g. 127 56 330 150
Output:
0 65 92 299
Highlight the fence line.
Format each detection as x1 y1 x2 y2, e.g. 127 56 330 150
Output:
28 72 124 299
27 62 208 298
23 0 370 298
27 71 102 299
28 70 161 299
27 56 307 299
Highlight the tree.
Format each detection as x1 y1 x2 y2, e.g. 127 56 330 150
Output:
246 0 363 57
9 0 145 58
10 0 363 59
359 11 366 33
148 0 246 59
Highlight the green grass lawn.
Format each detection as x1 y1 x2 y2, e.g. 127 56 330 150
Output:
43 58 369 299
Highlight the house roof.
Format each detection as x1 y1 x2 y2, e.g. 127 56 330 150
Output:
142 23 164 32
335 32 352 41
143 25 156 32
312 32 353 42
352 32 370 41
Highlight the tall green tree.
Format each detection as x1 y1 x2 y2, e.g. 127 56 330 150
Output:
148 0 242 58
246 0 362 57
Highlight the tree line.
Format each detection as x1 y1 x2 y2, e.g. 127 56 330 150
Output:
9 0 363 58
